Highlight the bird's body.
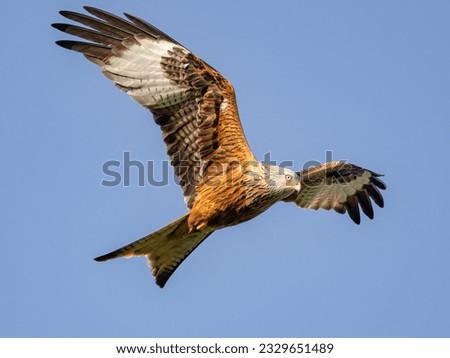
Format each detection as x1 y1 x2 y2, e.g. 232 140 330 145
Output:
188 163 300 230
53 7 386 288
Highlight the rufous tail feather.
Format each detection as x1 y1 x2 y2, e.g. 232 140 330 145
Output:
94 214 214 288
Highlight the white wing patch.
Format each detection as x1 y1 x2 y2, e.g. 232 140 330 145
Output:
101 37 190 108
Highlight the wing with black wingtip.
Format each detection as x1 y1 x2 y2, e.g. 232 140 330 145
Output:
284 161 386 224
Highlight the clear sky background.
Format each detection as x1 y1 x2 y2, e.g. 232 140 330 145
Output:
1 0 449 338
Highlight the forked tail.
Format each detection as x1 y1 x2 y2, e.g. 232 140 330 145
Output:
94 214 214 288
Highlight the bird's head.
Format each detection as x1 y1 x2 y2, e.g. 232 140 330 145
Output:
262 164 301 198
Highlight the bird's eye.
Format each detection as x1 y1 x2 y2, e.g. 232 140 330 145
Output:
285 174 292 181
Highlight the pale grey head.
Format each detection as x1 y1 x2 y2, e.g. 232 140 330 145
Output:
263 164 301 198
245 162 301 200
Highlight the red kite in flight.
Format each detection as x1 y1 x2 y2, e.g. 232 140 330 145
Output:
53 7 386 288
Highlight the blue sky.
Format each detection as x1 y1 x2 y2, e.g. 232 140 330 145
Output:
1 0 449 337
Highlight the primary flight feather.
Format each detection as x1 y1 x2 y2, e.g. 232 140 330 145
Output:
53 7 386 288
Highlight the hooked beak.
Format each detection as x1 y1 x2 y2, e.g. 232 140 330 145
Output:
294 182 301 192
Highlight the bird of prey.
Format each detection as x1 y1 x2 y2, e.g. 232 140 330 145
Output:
53 7 386 288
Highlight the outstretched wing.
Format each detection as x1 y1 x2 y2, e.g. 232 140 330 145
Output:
53 6 255 208
284 161 386 224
